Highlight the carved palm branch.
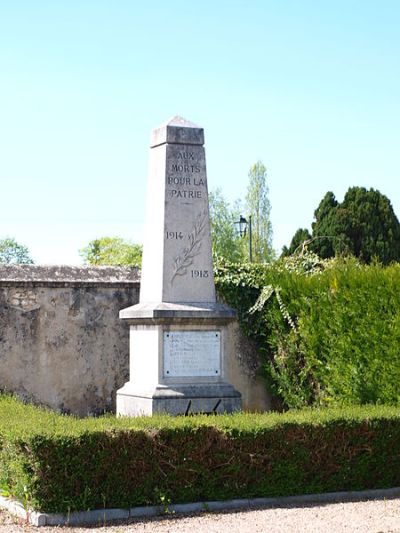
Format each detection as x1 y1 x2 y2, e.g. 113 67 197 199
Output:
170 210 207 284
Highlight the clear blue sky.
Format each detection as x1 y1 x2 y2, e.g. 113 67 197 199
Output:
1 0 399 264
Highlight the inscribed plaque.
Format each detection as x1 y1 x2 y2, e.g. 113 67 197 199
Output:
164 331 221 377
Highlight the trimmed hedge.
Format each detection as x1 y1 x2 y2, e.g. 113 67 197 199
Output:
2 395 400 513
215 257 400 408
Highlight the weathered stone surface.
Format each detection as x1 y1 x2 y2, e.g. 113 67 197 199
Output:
0 264 139 285
119 301 236 321
225 320 271 412
140 115 215 304
117 383 241 416
150 116 204 148
0 265 139 416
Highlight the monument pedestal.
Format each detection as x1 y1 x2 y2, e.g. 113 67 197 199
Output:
116 302 241 416
116 117 241 416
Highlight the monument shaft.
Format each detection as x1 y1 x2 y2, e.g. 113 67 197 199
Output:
140 119 215 303
116 117 241 417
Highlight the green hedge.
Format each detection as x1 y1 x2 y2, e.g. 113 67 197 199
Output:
2 395 400 513
215 257 400 408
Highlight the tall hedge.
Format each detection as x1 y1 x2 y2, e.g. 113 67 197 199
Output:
215 257 400 409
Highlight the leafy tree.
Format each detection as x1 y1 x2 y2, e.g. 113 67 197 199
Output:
245 161 274 262
310 191 349 258
80 237 142 267
0 237 33 264
208 188 246 262
282 228 312 257
285 187 400 265
338 187 400 263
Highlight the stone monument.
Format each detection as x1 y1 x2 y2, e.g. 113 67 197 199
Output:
116 116 241 416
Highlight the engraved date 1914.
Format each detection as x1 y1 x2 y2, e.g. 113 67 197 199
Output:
170 210 207 284
166 231 184 240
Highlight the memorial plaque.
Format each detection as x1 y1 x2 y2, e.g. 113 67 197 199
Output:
164 331 221 377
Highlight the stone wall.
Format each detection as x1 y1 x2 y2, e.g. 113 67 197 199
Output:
0 265 140 416
0 265 270 415
225 321 271 412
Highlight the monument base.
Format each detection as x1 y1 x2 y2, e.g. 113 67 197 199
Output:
117 383 241 417
116 301 242 417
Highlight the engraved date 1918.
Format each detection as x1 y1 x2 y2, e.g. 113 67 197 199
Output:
191 270 209 278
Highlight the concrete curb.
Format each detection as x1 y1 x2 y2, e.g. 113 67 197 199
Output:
2 487 400 527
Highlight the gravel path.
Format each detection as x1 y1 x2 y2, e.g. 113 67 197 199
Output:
1 498 400 533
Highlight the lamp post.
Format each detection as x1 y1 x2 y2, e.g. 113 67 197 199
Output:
235 215 253 262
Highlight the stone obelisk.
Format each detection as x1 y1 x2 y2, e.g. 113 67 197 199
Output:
116 116 241 416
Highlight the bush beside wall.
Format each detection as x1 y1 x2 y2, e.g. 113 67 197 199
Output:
215 258 400 409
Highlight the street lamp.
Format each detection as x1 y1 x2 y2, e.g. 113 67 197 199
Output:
236 215 248 237
235 215 253 262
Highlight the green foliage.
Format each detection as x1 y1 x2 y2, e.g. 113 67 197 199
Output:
245 161 273 262
208 160 274 263
337 187 400 263
0 238 33 264
215 257 400 409
2 395 400 512
281 228 312 257
208 188 246 262
79 237 142 267
311 191 342 258
286 187 400 264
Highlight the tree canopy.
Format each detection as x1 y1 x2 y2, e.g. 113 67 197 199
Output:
284 187 400 265
282 228 312 257
79 237 142 267
245 161 274 262
208 188 246 263
208 161 274 263
0 238 34 264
